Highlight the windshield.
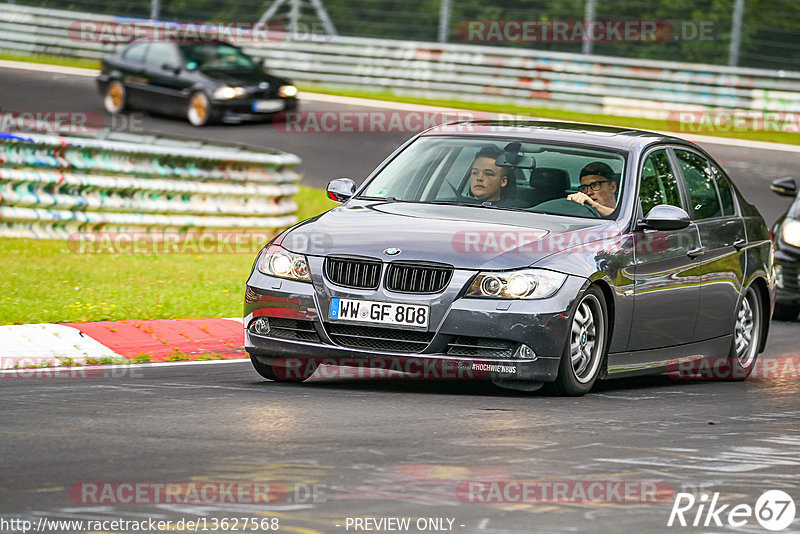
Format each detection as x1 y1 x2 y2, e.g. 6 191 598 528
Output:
180 43 257 70
359 137 627 218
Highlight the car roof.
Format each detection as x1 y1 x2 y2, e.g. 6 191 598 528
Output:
421 120 697 152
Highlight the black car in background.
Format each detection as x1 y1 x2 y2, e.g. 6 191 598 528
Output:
96 40 298 126
770 177 800 320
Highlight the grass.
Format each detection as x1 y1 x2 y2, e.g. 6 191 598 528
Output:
3 49 797 145
0 185 337 325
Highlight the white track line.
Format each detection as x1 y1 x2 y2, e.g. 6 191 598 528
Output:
2 59 798 152
0 357 250 376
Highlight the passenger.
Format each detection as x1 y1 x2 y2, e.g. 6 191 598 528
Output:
470 146 510 204
567 161 618 216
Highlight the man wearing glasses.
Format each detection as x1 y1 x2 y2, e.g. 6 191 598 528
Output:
566 161 618 216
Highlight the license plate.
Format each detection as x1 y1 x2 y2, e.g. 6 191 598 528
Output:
329 298 429 328
252 99 284 112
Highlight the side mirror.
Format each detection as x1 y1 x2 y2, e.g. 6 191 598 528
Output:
770 177 797 197
326 178 356 203
638 204 691 231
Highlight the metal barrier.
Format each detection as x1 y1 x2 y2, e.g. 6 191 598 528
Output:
0 130 300 239
1 3 800 119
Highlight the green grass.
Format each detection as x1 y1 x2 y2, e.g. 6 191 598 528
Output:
2 50 796 145
0 51 100 70
0 185 337 325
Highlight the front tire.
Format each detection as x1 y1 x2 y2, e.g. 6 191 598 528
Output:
547 286 608 396
104 80 127 114
187 92 215 126
250 355 317 383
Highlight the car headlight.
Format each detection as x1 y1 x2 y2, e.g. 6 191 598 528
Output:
213 85 246 99
782 218 800 248
467 269 567 299
257 245 311 282
278 85 298 98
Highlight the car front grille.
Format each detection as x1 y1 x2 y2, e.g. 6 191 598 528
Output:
385 263 453 294
325 323 434 353
446 336 518 359
267 318 320 342
325 257 383 290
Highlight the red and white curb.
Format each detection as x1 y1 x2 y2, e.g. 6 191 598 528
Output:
0 318 246 369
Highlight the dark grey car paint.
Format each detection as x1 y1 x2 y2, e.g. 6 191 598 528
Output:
245 122 775 383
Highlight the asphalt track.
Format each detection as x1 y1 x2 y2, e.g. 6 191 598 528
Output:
1 65 800 534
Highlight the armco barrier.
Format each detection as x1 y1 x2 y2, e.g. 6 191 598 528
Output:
1 3 800 119
0 130 301 239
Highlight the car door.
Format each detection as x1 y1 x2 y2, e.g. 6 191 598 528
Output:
142 42 192 115
117 42 150 108
627 148 703 351
671 148 746 342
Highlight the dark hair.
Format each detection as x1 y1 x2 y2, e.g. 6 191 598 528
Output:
475 145 503 160
579 161 616 183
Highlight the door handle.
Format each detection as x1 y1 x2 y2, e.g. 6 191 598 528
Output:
687 246 705 259
733 238 747 251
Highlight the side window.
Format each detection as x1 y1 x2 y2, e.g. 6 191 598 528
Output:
145 43 182 69
709 164 735 216
640 149 682 215
122 42 148 63
674 149 722 220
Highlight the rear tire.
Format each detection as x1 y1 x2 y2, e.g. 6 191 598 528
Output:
772 302 800 322
250 355 317 383
104 80 127 114
546 286 608 396
721 285 762 380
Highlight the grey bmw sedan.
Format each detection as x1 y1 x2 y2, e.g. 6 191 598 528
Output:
244 121 775 395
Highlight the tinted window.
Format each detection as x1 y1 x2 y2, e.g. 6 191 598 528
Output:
640 149 682 215
709 164 735 216
145 42 182 68
122 42 148 63
675 149 722 220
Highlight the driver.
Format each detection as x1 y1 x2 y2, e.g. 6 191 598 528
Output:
567 162 618 216
470 146 509 203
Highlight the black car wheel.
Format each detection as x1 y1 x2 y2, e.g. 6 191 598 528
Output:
103 80 127 114
722 286 762 380
187 92 215 126
548 285 608 396
772 302 800 322
250 355 317 382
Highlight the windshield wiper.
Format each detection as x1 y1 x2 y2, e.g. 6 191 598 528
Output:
358 195 398 202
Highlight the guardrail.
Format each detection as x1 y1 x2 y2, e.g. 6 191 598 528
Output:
0 130 301 239
1 3 800 119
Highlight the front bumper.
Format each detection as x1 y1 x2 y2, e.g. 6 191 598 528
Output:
214 97 297 123
244 261 585 383
775 245 800 305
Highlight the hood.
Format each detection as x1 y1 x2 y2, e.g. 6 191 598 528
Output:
200 68 288 87
279 200 621 271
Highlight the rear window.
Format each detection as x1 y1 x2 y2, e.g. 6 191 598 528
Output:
122 42 148 63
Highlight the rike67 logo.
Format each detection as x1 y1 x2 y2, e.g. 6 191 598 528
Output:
668 490 796 531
